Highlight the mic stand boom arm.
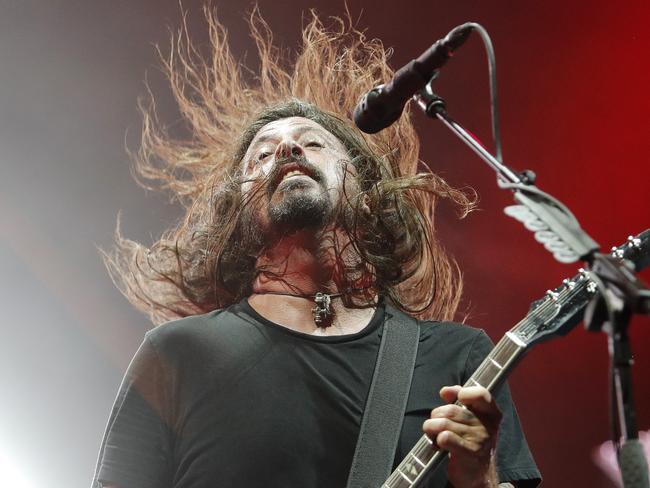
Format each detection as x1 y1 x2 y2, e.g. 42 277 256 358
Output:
413 85 599 263
413 85 650 488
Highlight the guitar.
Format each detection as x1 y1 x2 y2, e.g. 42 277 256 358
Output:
383 229 650 488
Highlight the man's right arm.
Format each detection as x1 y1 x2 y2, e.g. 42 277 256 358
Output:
92 336 173 488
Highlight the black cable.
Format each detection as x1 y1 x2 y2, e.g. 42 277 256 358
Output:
464 22 503 163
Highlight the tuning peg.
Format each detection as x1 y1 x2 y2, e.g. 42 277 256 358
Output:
562 278 576 290
611 246 625 259
626 235 641 248
545 290 559 301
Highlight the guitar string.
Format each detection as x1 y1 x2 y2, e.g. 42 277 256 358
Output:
385 241 645 487
386 335 528 487
386 338 517 487
507 268 590 340
516 280 586 338
388 335 518 483
386 240 645 487
387 330 539 487
386 275 593 487
387 284 586 487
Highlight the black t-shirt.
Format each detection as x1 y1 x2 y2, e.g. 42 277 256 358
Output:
92 300 541 488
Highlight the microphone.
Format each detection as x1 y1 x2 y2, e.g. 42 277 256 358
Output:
353 23 474 134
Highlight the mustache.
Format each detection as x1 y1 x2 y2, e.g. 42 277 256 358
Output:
265 154 325 196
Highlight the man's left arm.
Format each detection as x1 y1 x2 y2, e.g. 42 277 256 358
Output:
422 329 542 487
423 385 522 488
424 385 502 488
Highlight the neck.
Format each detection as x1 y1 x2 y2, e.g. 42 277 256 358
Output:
249 228 376 335
252 230 329 297
247 294 376 336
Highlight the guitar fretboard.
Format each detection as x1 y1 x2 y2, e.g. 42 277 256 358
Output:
381 333 526 488
382 274 594 488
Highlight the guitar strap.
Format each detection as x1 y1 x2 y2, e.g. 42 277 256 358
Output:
346 304 420 488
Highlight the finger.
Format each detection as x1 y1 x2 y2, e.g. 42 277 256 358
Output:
430 404 481 426
457 387 502 422
435 429 486 456
422 417 478 439
456 388 502 436
439 385 461 404
456 386 492 408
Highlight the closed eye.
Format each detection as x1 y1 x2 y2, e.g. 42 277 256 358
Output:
305 141 324 148
256 151 272 162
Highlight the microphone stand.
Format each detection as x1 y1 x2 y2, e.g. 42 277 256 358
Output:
413 83 600 263
584 251 650 488
413 83 650 488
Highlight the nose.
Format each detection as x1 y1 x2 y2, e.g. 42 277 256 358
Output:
274 139 304 160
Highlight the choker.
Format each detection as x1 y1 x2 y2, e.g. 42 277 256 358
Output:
252 290 350 325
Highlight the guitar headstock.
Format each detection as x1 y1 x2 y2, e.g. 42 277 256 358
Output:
610 231 650 272
508 229 650 349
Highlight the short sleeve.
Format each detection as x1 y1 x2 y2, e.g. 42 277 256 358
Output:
464 330 542 487
92 335 173 488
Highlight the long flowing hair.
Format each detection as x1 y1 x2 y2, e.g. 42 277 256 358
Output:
103 7 474 325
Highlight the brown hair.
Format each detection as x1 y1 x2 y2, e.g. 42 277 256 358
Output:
103 8 474 325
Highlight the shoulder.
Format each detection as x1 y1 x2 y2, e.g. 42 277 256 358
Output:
393 308 493 411
146 307 228 345
147 300 258 340
142 301 270 368
384 302 486 348
417 319 485 345
128 302 277 394
385 303 491 376
415 319 490 375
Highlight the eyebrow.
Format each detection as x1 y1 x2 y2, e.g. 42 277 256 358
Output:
251 125 333 148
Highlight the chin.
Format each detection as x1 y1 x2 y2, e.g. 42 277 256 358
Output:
268 191 332 234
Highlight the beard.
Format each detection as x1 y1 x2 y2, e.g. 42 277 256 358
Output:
218 163 337 294
228 179 333 283
261 155 335 236
267 178 332 234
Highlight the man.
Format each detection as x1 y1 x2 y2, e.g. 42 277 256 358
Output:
93 10 541 488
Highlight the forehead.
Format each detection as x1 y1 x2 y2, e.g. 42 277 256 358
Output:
248 116 343 148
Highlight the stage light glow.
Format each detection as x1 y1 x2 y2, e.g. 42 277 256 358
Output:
0 447 35 488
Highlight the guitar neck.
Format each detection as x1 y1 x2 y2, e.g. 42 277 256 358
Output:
383 274 594 488
382 333 526 488
379 229 650 487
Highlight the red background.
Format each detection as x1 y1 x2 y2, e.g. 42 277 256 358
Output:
0 1 648 486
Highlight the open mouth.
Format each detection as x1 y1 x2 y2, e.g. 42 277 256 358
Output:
281 169 310 181
271 162 318 190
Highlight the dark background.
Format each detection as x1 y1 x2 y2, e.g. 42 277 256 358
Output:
0 1 648 487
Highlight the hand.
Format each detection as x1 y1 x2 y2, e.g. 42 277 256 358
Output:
422 385 502 488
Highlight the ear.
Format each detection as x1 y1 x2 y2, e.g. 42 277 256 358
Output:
361 193 372 217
